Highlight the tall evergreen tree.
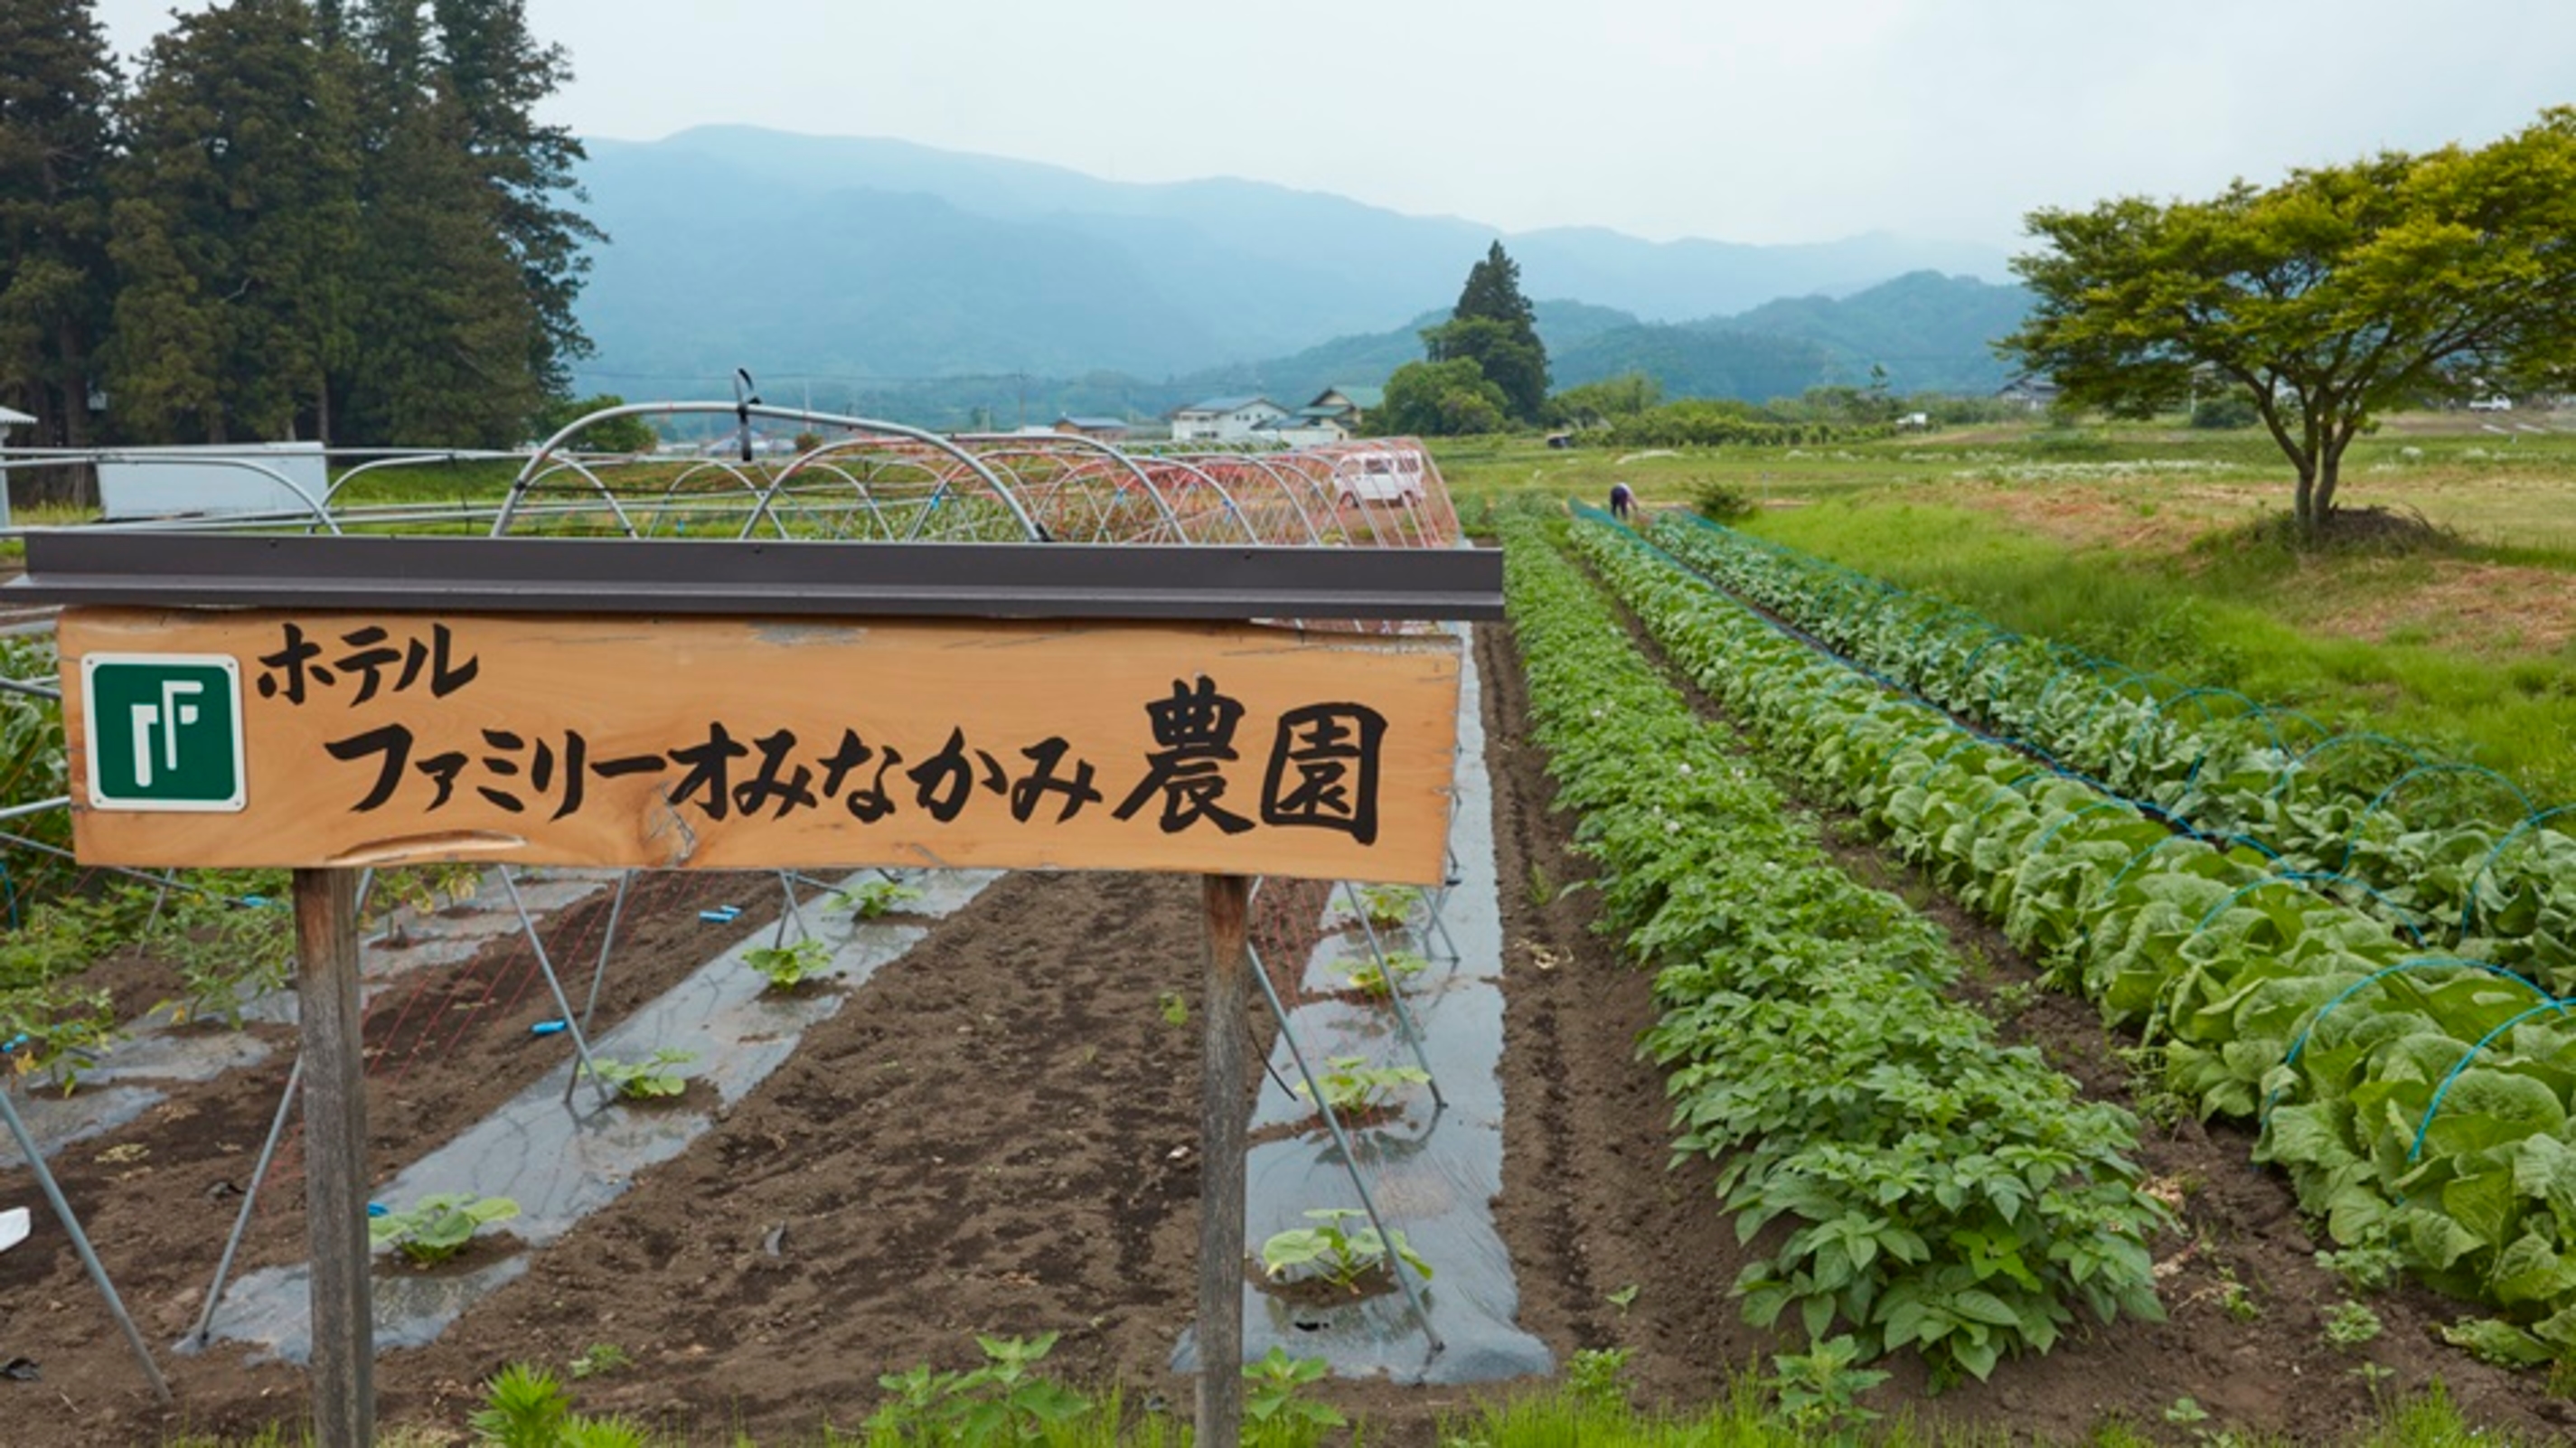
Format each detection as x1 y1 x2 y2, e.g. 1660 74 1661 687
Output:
0 0 120 494
1425 241 1548 422
430 0 602 395
335 0 540 444
105 0 359 443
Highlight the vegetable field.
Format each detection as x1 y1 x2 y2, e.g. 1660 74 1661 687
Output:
2 519 2575 1442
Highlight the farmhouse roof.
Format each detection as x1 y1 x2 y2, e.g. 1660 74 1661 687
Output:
1179 394 1278 415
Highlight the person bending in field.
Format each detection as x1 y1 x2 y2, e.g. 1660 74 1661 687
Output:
1608 481 1635 522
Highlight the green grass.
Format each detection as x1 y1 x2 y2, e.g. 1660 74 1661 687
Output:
155 1378 2559 1448
1735 499 2576 804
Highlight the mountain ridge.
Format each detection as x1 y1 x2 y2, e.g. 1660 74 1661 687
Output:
568 126 2026 420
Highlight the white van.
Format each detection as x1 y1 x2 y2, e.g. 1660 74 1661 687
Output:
1337 450 1425 507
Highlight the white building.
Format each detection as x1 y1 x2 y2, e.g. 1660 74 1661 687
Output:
1169 394 1288 442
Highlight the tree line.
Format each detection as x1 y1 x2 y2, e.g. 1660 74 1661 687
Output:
0 0 597 499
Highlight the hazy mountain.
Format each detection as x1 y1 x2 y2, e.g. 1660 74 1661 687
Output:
1712 268 2037 392
1167 299 1647 409
569 126 2013 399
1190 272 2033 409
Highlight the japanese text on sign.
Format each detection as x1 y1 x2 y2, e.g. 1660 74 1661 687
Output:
61 610 1462 882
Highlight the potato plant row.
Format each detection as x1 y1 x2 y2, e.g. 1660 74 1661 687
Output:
1502 520 2167 1387
1639 512 2575 988
1571 517 2576 1363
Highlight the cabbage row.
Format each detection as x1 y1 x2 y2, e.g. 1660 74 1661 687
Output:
1640 512 2575 986
1503 520 2165 1386
1575 517 2576 1361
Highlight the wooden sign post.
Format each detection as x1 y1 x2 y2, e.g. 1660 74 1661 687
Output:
15 535 1500 1448
294 868 371 1448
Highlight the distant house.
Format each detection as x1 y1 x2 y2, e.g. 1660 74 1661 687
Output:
1996 375 2061 411
1253 410 1348 448
1053 415 1132 442
1303 384 1386 434
1169 395 1288 443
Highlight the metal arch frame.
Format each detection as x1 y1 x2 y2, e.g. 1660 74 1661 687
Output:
746 453 906 541
1298 437 1462 549
946 432 1189 544
491 453 644 538
495 402 1035 542
1126 455 1263 546
3 449 342 535
1178 451 1332 546
749 437 1001 542
1271 452 1384 543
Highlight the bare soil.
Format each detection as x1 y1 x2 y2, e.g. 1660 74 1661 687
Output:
0 622 2566 1444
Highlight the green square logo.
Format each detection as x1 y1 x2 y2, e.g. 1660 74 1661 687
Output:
83 653 246 812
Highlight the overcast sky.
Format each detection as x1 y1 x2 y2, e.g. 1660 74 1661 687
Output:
93 0 2576 251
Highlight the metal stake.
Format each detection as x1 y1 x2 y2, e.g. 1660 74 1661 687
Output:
1245 938 1443 1359
497 867 618 1109
0 1084 172 1402
189 1054 304 1348
565 870 635 1107
1337 882 1444 1108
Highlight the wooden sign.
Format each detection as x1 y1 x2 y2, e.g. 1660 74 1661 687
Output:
57 608 1464 884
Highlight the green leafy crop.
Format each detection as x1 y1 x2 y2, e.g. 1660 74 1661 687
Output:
581 1047 695 1102
867 1332 1091 1446
371 1193 520 1266
743 936 831 991
833 879 926 919
1293 1055 1431 1117
1259 1208 1432 1294
1340 949 1429 999
1556 511 2576 1342
1505 519 2169 1386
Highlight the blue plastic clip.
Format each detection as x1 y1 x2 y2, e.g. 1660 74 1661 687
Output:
0 1033 26 1055
366 1202 388 1218
531 1020 568 1037
699 906 742 923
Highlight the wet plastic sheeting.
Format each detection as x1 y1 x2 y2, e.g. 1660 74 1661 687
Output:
0 1014 277 1170
2 870 599 1168
195 870 997 1363
242 869 617 1027
1179 634 1551 1384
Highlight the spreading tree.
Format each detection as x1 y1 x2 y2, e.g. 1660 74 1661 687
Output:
431 0 604 395
105 0 359 442
1377 358 1511 437
2002 108 2576 539
0 0 120 492
1424 241 1547 422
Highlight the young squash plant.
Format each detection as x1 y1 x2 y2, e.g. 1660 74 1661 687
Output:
581 1047 695 1102
1293 1055 1429 1117
371 1193 520 1266
1349 883 1419 928
833 878 926 919
1259 1208 1431 1294
1340 949 1429 999
743 936 831 991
